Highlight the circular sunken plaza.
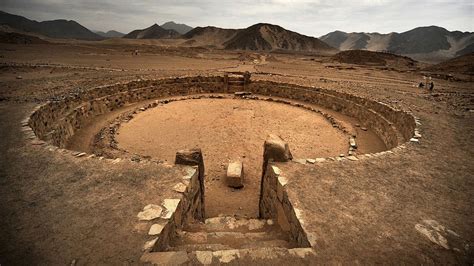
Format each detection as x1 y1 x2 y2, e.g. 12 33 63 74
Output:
2 55 472 264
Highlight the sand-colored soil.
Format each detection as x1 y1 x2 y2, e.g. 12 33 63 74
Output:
116 98 348 217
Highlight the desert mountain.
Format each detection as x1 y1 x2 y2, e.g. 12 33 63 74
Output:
184 26 238 47
424 52 474 75
332 50 418 71
320 26 474 62
123 24 180 39
95 30 125 38
0 10 103 41
161 21 193 34
184 23 334 52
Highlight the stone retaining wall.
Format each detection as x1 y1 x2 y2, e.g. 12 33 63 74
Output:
28 76 416 151
260 163 312 247
146 164 205 252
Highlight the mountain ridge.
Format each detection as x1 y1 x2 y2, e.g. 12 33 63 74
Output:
320 26 473 61
161 21 193 34
184 23 335 53
95 30 125 38
0 10 103 40
123 23 180 39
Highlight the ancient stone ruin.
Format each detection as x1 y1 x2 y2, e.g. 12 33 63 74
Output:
22 73 421 264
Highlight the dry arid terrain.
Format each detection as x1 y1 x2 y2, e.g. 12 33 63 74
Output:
0 40 473 265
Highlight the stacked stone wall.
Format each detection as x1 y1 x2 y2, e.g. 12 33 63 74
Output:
29 76 416 151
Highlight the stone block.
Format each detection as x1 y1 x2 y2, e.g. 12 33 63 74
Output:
227 161 244 188
277 176 288 202
264 134 292 162
141 251 189 265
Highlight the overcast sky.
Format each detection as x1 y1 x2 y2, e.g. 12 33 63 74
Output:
1 0 472 36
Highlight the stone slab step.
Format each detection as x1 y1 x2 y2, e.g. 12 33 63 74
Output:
173 231 291 250
141 247 316 265
167 243 233 252
184 216 276 233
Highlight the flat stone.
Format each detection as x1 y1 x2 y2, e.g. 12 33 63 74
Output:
31 140 46 145
213 249 240 263
361 127 368 131
142 237 158 251
161 199 180 219
347 156 359 161
415 223 449 249
195 250 213 265
306 158 316 164
293 158 306 164
271 165 281 175
264 134 292 162
137 204 163 221
247 219 266 230
76 152 86 157
410 138 419 143
278 176 289 186
182 166 196 180
148 224 164 235
289 248 316 258
226 161 244 188
315 158 326 163
173 182 187 193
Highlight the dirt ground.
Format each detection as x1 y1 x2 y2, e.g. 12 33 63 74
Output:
0 41 473 264
115 98 349 217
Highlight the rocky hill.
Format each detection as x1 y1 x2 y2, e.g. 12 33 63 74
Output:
332 50 418 71
0 10 103 41
183 26 238 47
0 31 49 44
161 21 193 34
424 52 474 75
321 26 473 62
184 23 334 53
123 24 180 39
95 30 124 38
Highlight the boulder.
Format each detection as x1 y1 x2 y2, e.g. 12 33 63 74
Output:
263 134 292 162
226 161 244 188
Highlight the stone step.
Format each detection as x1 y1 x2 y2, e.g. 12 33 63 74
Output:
172 231 291 249
167 243 233 252
141 247 316 265
184 216 277 233
168 239 291 252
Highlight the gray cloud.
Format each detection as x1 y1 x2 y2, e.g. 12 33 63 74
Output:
1 0 472 36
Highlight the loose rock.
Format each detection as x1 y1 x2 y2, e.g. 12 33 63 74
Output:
148 224 164 235
137 204 163 221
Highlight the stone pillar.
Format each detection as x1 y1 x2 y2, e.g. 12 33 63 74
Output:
259 134 292 218
175 148 205 221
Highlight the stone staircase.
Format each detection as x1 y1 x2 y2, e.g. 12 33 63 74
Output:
141 216 316 265
167 216 294 252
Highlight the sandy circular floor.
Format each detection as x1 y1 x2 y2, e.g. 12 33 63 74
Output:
116 98 349 217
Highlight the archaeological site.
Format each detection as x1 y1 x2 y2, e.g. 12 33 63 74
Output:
0 2 473 265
